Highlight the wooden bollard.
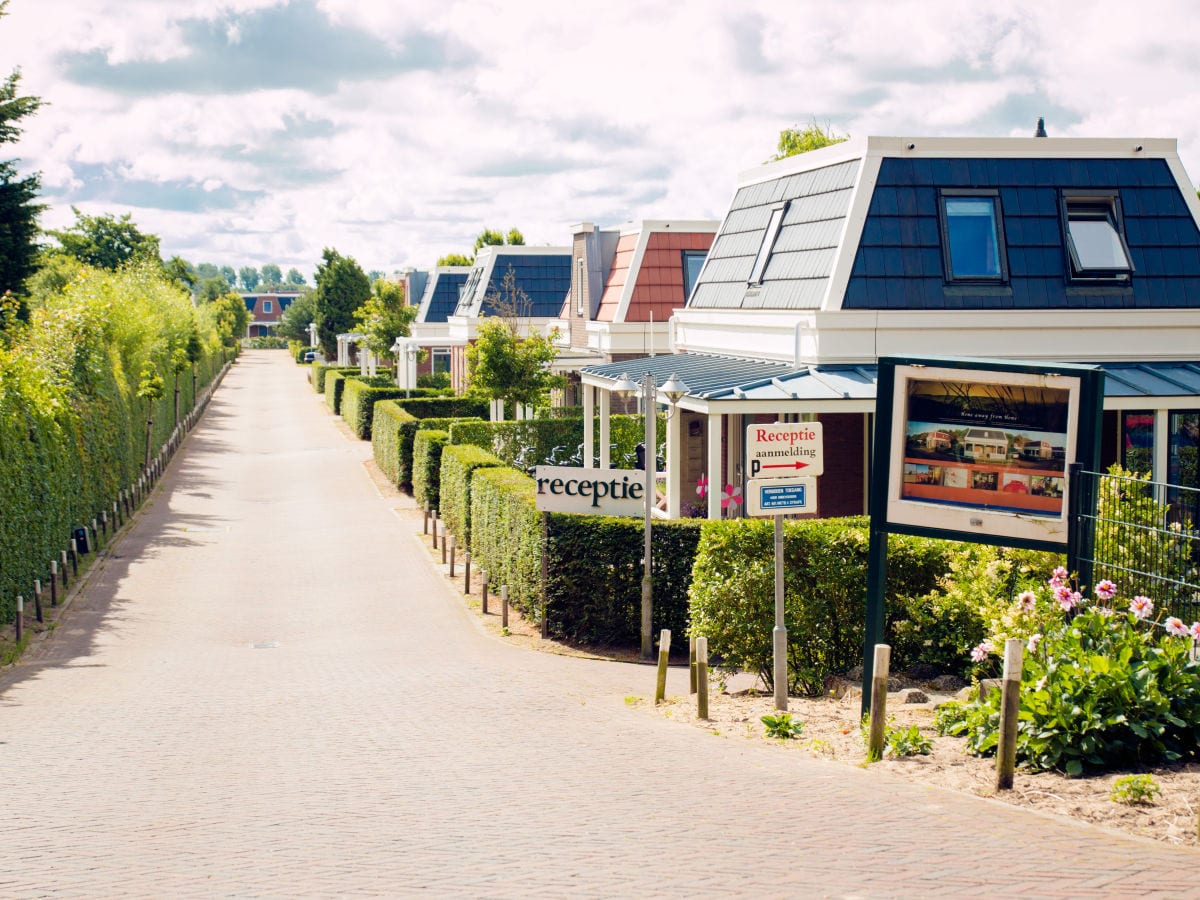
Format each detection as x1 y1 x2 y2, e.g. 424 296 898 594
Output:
501 585 509 629
100 510 108 536
996 638 1024 791
33 579 43 623
60 550 69 589
15 595 23 642
448 534 456 577
481 570 489 615
92 519 100 548
113 500 121 528
431 511 439 549
423 503 429 535
654 629 671 704
867 643 890 762
69 539 79 576
696 636 709 720
49 561 58 606
464 552 472 594
440 524 448 566
689 635 697 694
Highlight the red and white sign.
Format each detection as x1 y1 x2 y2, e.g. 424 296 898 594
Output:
746 422 824 478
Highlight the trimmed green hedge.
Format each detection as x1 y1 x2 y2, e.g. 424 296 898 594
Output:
371 399 484 490
324 371 347 413
413 429 449 510
312 363 357 393
688 518 954 694
396 396 489 421
448 414 659 471
438 444 504 547
469 467 543 618
534 405 584 419
342 383 456 440
544 514 703 646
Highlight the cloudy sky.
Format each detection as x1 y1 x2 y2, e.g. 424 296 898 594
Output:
3 0 1200 279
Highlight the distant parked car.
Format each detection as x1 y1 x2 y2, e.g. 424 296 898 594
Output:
303 351 317 363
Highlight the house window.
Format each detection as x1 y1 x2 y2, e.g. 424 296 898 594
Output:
682 250 707 298
262 300 273 313
432 349 451 375
749 202 788 284
1121 411 1154 475
576 257 585 316
938 191 1007 282
1061 193 1133 280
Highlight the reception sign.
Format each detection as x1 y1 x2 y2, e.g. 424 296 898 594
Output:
534 466 645 517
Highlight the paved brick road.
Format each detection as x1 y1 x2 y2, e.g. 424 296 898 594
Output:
2 351 1197 898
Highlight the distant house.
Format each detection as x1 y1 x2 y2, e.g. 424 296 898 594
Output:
579 134 1200 519
399 266 472 385
962 428 1009 461
1022 440 1053 460
924 431 952 451
242 292 302 338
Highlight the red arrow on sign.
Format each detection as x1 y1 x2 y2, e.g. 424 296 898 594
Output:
763 461 810 470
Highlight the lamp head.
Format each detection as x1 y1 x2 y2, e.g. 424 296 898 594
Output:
660 372 690 404
611 372 638 397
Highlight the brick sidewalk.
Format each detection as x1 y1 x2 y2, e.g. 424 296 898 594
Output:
1 350 1196 899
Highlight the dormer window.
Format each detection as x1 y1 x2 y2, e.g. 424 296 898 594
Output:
938 190 1008 283
1061 193 1133 281
749 202 788 285
682 250 707 298
262 299 273 313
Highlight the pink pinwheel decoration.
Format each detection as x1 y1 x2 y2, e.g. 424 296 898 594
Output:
696 474 709 497
721 483 742 515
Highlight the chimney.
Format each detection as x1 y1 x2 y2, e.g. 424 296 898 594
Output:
1035 116 1047 138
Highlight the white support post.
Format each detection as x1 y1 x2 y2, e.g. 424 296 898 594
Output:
599 389 611 469
666 402 682 519
582 384 595 468
707 413 722 520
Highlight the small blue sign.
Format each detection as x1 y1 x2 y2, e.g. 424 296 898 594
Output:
759 483 807 509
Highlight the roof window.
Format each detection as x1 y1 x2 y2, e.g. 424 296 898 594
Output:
749 202 788 285
1062 193 1133 280
682 250 707 299
938 191 1007 283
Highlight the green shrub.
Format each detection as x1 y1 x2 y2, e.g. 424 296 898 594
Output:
1110 774 1161 805
371 399 484 491
940 606 1200 775
762 713 805 740
397 396 489 421
324 370 347 413
439 444 503 546
447 414 658 471
884 724 932 757
413 430 450 511
311 363 358 393
688 518 953 694
534 405 584 419
544 514 701 645
289 340 307 362
417 371 451 389
243 335 287 349
341 381 405 440
469 467 543 619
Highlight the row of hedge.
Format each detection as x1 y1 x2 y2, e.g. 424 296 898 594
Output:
340 382 453 440
371 398 489 491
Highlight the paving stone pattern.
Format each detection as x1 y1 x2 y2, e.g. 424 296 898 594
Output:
2 351 1197 898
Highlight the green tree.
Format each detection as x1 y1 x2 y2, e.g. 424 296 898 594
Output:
285 267 306 286
197 276 229 304
367 269 385 283
769 120 848 161
48 208 162 269
136 362 165 468
313 248 370 358
238 266 260 291
473 227 506 255
219 265 236 286
465 319 563 411
506 227 525 246
436 252 473 267
24 250 82 301
212 292 249 346
195 262 223 282
352 278 417 360
164 256 196 291
260 263 282 286
0 3 42 317
276 291 317 342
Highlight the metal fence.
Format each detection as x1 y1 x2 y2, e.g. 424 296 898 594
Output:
1074 467 1200 614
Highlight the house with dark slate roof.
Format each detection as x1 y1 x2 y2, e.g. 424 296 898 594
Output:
581 135 1200 520
398 265 471 385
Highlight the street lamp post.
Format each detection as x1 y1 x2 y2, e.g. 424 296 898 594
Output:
613 371 689 660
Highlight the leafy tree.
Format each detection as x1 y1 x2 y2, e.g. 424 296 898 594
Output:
24 250 82 301
352 278 417 360
197 276 229 304
212 292 249 346
769 120 848 161
164 256 196 291
285 267 306 286
465 319 563 411
195 262 223 282
48 208 162 270
506 227 525 246
136 362 165 468
219 265 236 286
260 263 282 286
367 269 385 283
473 228 506 255
238 266 260 291
313 248 370 358
276 290 316 342
436 252 472 267
0 1 42 317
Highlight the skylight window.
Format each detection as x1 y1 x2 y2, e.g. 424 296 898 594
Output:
749 202 788 285
938 191 1007 283
1062 195 1133 280
682 250 707 298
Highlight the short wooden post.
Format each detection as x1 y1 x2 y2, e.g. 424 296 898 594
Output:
69 539 79 576
33 579 43 623
866 643 890 762
60 550 69 589
689 635 697 694
100 510 108 536
440 524 448 566
113 500 121 528
92 519 100 548
996 638 1024 791
431 511 439 550
448 534 456 577
481 570 489 615
464 552 472 594
654 629 671 704
423 503 430 535
696 636 709 720
14 595 23 642
501 584 509 629
49 561 58 606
